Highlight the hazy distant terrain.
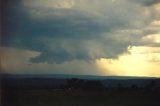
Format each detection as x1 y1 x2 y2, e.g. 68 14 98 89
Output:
2 74 160 88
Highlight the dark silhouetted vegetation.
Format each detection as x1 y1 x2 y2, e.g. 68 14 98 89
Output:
1 76 160 106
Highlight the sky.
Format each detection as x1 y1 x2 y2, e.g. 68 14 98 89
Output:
1 0 160 77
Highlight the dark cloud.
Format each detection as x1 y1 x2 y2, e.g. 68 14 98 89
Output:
132 0 160 6
30 50 91 64
2 0 151 63
144 0 160 6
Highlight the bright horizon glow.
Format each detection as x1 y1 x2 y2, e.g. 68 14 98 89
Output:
96 46 160 77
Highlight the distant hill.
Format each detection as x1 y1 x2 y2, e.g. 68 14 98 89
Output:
1 73 159 80
1 74 160 89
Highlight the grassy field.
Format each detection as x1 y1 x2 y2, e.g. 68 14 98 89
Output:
2 89 160 106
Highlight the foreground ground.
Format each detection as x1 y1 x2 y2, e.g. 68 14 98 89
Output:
2 89 160 106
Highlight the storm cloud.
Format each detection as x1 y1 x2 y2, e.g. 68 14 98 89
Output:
132 0 160 6
2 0 159 64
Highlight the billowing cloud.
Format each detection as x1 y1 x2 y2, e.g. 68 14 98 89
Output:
22 0 75 9
5 0 153 63
131 0 160 6
2 0 160 76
